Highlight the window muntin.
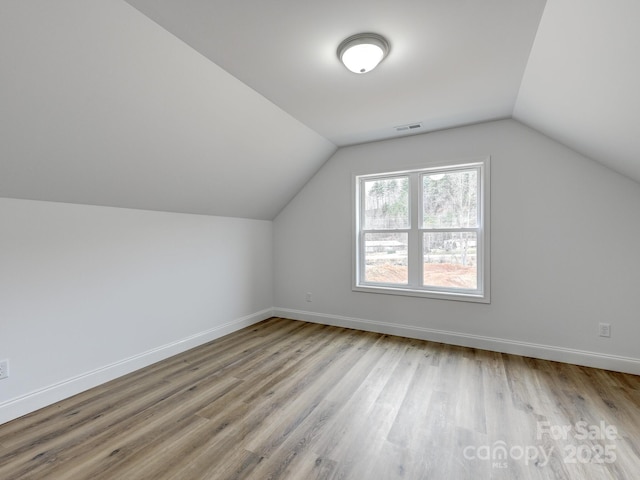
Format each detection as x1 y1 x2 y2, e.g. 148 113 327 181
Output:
355 159 489 302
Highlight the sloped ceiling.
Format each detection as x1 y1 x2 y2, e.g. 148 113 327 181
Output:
1 1 638 221
0 0 336 220
125 0 547 146
514 0 640 183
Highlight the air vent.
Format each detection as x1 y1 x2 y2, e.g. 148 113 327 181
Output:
395 122 423 132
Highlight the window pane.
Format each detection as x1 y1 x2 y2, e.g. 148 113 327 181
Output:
423 169 477 228
363 232 408 284
423 232 477 289
363 177 409 229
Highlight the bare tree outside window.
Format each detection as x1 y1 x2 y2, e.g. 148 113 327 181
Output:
422 169 478 289
355 159 489 302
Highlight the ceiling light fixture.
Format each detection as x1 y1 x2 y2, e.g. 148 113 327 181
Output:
337 33 390 74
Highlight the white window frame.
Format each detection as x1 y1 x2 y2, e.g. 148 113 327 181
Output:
353 157 490 303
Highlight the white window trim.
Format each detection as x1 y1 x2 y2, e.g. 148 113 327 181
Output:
352 156 490 303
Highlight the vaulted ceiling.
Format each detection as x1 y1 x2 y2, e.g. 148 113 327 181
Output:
514 0 640 184
1 1 638 220
125 0 546 147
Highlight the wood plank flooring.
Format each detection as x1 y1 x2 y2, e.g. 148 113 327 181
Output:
1 317 639 479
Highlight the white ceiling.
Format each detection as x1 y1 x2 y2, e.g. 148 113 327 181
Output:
1 0 639 220
514 0 640 183
125 0 547 146
0 0 335 220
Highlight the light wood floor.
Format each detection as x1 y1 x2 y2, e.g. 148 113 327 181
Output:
1 317 639 479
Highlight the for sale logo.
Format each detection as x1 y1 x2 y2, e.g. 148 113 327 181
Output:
537 421 618 465
462 421 618 469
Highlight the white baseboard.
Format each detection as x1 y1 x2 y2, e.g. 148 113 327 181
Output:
274 308 640 376
4 307 637 426
0 308 273 425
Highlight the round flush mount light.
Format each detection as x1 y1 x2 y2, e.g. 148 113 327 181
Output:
337 33 390 74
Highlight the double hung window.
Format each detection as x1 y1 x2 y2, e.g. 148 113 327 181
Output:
354 158 490 302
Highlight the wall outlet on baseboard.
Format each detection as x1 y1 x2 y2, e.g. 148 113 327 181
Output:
598 323 611 338
305 292 312 302
0 359 9 380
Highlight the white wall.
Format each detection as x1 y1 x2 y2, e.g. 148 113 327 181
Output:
2 119 638 426
0 198 273 424
274 119 640 374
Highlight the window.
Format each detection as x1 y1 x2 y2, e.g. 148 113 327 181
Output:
354 157 490 302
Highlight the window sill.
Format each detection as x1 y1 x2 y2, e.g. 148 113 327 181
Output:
353 284 490 304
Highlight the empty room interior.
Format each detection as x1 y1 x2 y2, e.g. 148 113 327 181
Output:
1 1 639 479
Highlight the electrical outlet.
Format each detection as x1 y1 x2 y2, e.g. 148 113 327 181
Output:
306 292 312 302
0 359 8 380
598 323 611 338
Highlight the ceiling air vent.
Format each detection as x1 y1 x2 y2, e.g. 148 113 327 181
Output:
395 122 423 132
